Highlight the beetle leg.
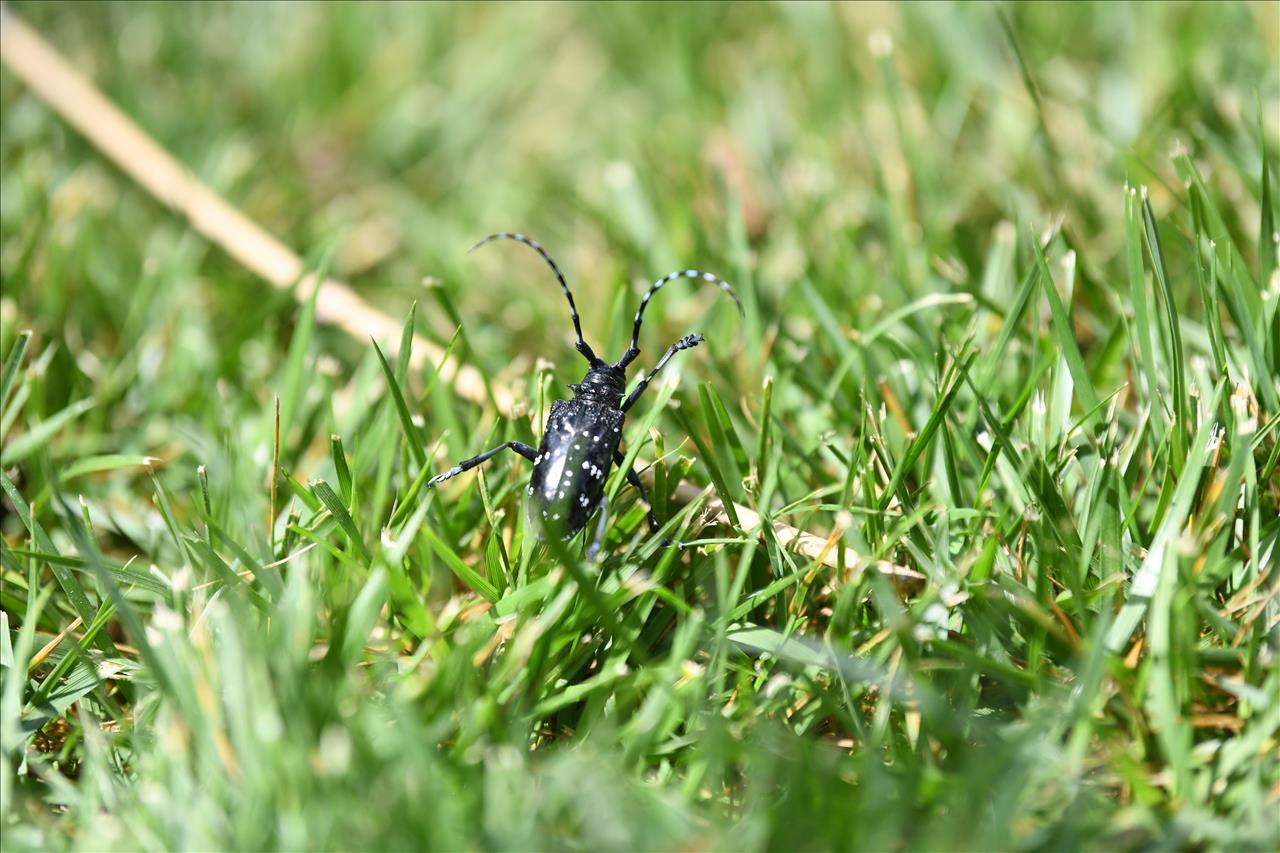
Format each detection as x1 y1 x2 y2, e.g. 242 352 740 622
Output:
614 451 680 549
620 333 704 413
614 451 660 535
586 493 609 562
427 441 536 488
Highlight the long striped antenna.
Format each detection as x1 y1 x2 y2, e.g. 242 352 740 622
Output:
617 269 743 367
469 232 600 365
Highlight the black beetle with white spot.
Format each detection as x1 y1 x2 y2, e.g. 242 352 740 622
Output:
426 232 741 559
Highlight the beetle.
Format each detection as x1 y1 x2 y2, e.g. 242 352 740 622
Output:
426 232 741 558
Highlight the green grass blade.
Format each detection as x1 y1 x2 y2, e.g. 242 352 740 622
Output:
311 478 371 562
0 471 111 652
1 398 94 467
1140 191 1188 467
278 275 321 447
1030 234 1098 413
372 339 427 469
0 329 32 414
419 525 498 604
59 454 156 481
1106 381 1224 651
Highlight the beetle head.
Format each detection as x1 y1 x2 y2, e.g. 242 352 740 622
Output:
570 363 627 408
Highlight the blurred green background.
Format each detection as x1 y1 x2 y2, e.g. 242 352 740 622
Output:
2 2 1277 851
5 1 1274 371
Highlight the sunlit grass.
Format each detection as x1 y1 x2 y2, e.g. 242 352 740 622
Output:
2 2 1278 850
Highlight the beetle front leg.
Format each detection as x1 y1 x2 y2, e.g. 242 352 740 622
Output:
427 441 537 488
620 333 704 413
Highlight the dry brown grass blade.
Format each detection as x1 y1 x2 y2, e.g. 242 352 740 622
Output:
28 616 84 672
674 481 922 583
0 6 912 583
0 4 502 405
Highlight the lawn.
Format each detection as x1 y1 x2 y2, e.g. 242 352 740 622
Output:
1 2 1277 850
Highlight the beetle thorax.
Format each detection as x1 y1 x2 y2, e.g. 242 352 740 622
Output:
569 364 627 408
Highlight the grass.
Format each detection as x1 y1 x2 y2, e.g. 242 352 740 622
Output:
2 2 1278 850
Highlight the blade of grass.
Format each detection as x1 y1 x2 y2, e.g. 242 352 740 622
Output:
1106 381 1224 651
0 329 32 413
419 525 498 604
311 478 371 563
372 338 427 469
1140 189 1188 469
1 398 94 467
1030 233 1098 413
0 471 112 653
